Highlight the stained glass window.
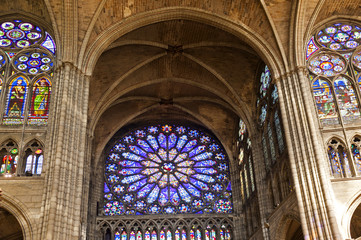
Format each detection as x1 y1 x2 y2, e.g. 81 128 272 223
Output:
316 23 361 51
248 156 255 192
327 139 352 178
24 141 43 176
267 124 276 164
0 140 19 175
259 104 267 125
351 144 361 174
308 53 346 77
260 65 271 97
0 19 56 126
262 134 269 169
239 120 246 141
271 86 279 104
273 111 284 153
28 76 51 125
3 75 28 124
334 76 361 123
306 37 319 60
312 79 339 125
103 124 233 216
308 22 361 126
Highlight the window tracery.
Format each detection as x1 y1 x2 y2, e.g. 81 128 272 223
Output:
307 22 361 126
237 119 260 237
104 124 232 216
101 123 234 239
0 19 55 126
24 140 43 176
257 65 286 170
327 139 352 178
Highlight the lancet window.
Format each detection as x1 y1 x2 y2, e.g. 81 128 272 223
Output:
237 119 260 237
0 19 55 126
257 65 286 171
327 138 352 178
307 22 361 126
24 140 43 176
0 140 18 175
256 64 291 216
100 123 234 239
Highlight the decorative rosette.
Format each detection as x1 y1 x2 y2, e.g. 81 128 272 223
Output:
316 23 361 51
13 50 54 75
103 124 233 215
308 53 346 77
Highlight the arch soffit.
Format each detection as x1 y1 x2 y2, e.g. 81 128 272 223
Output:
274 210 301 240
81 7 283 79
93 103 236 169
341 189 361 238
326 136 347 146
1 192 34 240
24 138 45 149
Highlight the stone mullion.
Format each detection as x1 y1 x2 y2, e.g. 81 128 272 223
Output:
251 131 270 240
297 68 341 238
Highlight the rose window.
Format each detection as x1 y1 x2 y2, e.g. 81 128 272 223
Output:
0 20 43 49
316 23 361 51
308 53 346 77
13 50 54 75
103 124 233 216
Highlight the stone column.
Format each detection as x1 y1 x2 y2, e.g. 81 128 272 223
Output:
251 130 272 240
39 63 89 240
275 67 341 239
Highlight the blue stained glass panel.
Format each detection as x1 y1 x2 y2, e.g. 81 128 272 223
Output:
104 124 232 215
352 144 361 173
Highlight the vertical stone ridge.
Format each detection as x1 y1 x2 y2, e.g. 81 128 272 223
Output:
276 68 341 239
40 63 88 240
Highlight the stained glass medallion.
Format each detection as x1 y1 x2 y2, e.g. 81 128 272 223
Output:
316 23 361 51
104 124 233 216
0 20 43 50
308 53 346 77
13 50 54 75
